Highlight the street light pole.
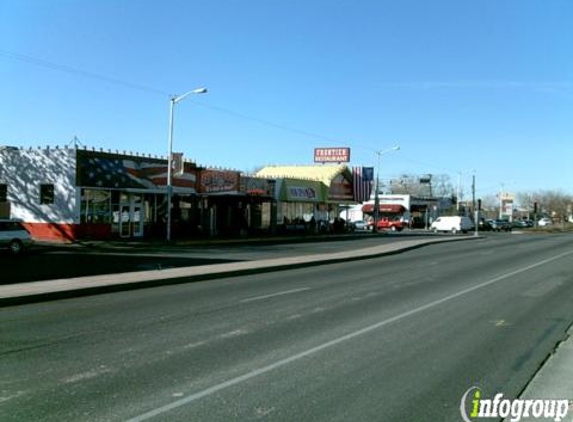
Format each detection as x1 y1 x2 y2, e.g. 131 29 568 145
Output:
373 145 400 233
166 87 207 242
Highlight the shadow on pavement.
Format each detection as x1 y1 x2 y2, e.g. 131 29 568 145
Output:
0 251 241 285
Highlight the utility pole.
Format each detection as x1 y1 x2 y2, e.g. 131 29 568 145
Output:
457 172 461 214
472 174 478 236
471 174 476 216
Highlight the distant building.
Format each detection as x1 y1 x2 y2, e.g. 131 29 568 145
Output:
341 193 445 229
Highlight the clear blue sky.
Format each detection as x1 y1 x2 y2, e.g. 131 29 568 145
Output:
1 0 571 198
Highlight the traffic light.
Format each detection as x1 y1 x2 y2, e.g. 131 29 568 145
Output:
534 202 538 214
478 199 482 211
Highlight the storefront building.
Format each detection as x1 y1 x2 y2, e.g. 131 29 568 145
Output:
348 194 441 228
255 165 356 230
0 146 201 241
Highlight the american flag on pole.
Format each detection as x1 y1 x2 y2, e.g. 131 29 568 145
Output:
353 166 374 203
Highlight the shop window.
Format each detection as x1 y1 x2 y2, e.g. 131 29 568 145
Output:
40 184 55 205
0 184 7 202
81 189 112 224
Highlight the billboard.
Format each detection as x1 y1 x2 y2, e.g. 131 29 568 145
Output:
314 147 351 163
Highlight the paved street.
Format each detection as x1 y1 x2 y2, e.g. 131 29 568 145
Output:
1 233 572 421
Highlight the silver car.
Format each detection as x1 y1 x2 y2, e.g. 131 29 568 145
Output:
0 219 33 255
351 220 372 232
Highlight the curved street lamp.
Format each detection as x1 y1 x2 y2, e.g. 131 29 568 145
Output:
166 87 208 242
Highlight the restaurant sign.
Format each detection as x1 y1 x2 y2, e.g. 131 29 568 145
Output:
199 169 240 193
314 147 351 163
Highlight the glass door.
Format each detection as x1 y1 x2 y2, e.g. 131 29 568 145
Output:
132 204 144 237
118 203 144 238
119 204 131 238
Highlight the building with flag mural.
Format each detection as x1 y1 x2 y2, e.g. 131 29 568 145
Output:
0 146 205 240
0 145 281 241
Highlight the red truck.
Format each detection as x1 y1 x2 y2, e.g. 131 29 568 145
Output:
375 217 404 231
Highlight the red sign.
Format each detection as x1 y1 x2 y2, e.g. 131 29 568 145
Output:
199 169 240 193
314 147 351 163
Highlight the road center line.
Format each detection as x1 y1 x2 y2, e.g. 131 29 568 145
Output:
240 287 311 303
123 249 573 422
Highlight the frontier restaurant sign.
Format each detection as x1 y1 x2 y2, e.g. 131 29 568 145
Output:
314 147 351 163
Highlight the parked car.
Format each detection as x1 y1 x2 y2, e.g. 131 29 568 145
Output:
350 220 372 232
538 217 553 227
512 219 533 228
0 219 33 255
375 217 404 232
478 218 493 231
490 219 512 232
430 216 474 234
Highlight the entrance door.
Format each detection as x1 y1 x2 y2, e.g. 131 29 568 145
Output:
119 204 131 238
119 203 144 238
132 204 144 237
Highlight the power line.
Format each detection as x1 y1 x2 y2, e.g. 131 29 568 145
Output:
0 48 170 97
0 48 460 176
0 49 381 152
188 99 379 151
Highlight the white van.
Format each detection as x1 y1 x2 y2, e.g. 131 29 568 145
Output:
430 216 474 234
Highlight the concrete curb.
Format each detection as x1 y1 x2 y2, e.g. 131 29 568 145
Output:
0 235 481 307
504 325 573 422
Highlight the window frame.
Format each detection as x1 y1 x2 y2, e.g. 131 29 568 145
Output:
40 184 55 205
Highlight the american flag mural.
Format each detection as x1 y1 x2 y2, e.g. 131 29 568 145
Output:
353 166 374 203
76 151 197 190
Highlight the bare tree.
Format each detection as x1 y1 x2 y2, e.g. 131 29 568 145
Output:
389 173 454 198
432 174 456 199
524 190 573 220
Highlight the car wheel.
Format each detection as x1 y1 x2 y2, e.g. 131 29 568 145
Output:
451 228 457 234
391 226 397 231
8 239 24 255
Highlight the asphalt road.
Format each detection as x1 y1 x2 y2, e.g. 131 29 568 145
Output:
1 233 572 421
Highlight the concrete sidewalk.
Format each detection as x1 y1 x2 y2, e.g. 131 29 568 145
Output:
508 326 573 422
0 235 477 306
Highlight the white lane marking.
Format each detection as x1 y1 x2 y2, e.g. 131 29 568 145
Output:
220 329 249 338
240 287 311 303
0 390 26 403
123 250 573 422
61 365 113 384
286 314 303 321
182 341 207 350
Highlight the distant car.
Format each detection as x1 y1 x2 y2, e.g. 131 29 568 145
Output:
350 220 372 232
491 220 512 232
375 217 404 232
0 219 33 255
478 218 493 231
538 217 552 227
512 220 533 228
430 216 474 234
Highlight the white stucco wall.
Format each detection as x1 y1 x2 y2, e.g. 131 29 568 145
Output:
0 147 78 223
